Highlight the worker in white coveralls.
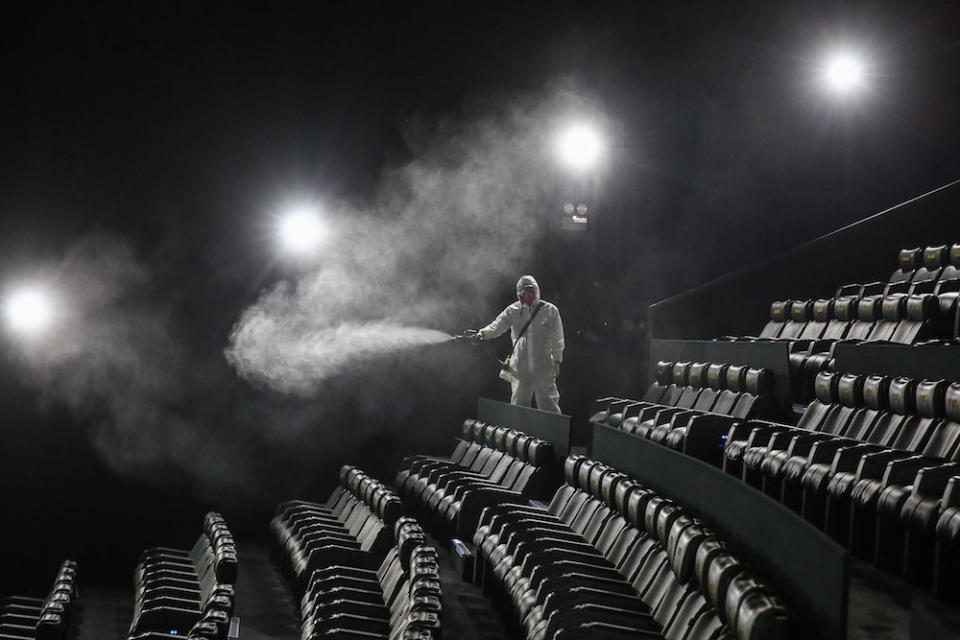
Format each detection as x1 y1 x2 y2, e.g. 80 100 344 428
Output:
472 275 564 413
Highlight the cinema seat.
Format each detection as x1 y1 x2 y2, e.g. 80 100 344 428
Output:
472 456 795 639
737 372 843 490
843 381 947 554
130 512 237 638
274 469 401 592
276 470 442 639
414 431 557 536
395 419 491 493
298 517 442 640
0 560 77 640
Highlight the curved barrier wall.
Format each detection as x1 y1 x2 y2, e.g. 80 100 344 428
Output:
478 397 572 456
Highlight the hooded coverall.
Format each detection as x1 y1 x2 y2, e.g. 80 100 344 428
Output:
478 275 564 414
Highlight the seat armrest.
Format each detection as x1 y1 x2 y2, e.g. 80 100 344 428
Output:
666 410 699 427
832 444 886 472
785 432 833 457
768 429 802 451
883 457 956 487
856 450 914 480
807 438 859 464
914 464 960 496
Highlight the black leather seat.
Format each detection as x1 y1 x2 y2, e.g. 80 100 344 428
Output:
626 363 709 439
277 470 442 640
275 468 399 591
299 517 442 640
776 374 868 511
872 382 960 576
847 379 949 562
739 371 841 490
798 375 891 529
0 560 77 640
759 301 792 339
395 419 489 493
472 455 795 639
131 512 238 638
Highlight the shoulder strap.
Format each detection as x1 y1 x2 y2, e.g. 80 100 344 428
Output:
514 302 545 346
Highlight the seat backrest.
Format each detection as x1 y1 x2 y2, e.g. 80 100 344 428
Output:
849 297 881 340
907 380 949 454
935 277 960 316
891 294 940 344
889 248 922 286
815 298 848 340
779 300 812 339
562 455 585 487
913 245 949 284
730 368 775 419
826 296 855 339
845 375 888 441
642 361 676 403
672 362 692 387
867 296 906 342
711 365 741 415
705 363 729 392
759 301 792 338
943 383 960 460
796 372 839 431
940 244 960 282
691 363 720 411
674 363 708 408
828 374 866 436
882 378 922 449
799 299 830 339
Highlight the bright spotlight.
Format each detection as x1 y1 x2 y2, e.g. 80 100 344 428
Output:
556 123 604 172
4 286 54 337
822 51 867 95
279 207 326 256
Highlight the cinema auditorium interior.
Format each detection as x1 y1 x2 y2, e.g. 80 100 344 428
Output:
8 4 960 640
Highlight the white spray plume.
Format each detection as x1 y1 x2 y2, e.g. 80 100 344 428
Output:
228 285 452 396
226 86 605 393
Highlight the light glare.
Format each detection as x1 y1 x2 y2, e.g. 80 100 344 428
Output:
823 52 866 94
279 208 325 256
556 123 603 171
4 287 54 337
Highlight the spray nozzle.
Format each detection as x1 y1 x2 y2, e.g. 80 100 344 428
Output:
452 330 481 344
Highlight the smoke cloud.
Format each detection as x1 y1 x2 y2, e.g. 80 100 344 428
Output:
2 86 605 504
226 86 603 393
5 234 252 485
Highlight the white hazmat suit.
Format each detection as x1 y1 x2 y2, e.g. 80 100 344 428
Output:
478 275 564 414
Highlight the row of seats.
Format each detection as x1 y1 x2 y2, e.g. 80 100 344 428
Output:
0 560 77 640
472 455 793 639
395 419 557 537
754 285 958 368
272 466 401 592
590 361 777 466
740 245 960 360
722 371 960 594
130 512 238 639
843 245 960 298
272 466 442 639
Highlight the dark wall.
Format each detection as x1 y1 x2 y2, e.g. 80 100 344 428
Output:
648 179 960 341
